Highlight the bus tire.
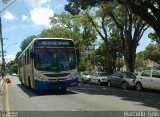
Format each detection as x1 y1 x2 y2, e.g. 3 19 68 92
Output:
19 77 24 86
28 78 31 89
21 82 24 86
61 87 67 92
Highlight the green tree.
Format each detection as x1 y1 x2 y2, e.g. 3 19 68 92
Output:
107 2 149 72
6 60 18 74
65 0 160 38
95 30 123 72
66 1 148 72
118 0 160 38
148 32 160 44
135 51 147 72
50 12 81 32
50 12 96 71
144 44 160 63
20 35 37 51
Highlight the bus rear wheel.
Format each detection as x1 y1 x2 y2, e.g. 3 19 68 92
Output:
28 78 31 89
20 77 24 86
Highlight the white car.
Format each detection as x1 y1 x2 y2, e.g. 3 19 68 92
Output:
78 72 91 83
12 73 17 76
135 70 160 91
90 72 108 85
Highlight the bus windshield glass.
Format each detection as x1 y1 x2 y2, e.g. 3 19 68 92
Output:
34 48 76 71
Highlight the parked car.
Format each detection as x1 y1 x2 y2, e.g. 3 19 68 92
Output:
78 72 91 83
90 72 108 85
107 71 136 90
135 70 160 91
12 73 17 76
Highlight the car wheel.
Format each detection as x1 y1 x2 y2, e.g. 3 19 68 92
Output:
136 82 143 91
107 81 111 87
122 82 128 90
98 80 101 86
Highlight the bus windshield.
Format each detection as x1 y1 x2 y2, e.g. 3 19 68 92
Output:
34 48 76 71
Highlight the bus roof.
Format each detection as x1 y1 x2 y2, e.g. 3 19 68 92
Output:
18 38 74 59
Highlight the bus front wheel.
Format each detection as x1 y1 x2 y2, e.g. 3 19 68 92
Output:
19 77 24 86
61 87 67 92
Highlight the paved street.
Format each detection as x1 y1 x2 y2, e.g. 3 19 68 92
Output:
2 75 160 117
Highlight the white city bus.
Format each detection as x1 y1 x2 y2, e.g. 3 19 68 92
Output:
18 38 78 90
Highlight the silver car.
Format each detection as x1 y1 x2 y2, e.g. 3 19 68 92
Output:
90 72 108 85
108 72 136 90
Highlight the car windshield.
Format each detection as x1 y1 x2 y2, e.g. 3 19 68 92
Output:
81 72 90 75
34 48 76 71
123 72 136 79
98 73 108 76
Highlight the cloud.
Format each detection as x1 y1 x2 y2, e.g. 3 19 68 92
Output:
3 11 15 21
4 55 15 63
30 7 54 27
22 15 29 21
39 0 51 6
27 0 51 8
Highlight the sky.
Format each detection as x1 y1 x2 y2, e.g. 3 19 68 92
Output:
0 0 67 63
0 0 154 63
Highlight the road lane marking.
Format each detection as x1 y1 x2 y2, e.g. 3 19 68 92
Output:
6 83 10 116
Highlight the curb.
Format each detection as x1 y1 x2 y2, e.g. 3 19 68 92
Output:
0 76 5 112
0 77 4 91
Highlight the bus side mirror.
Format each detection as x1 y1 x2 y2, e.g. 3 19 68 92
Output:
76 49 80 64
30 52 35 59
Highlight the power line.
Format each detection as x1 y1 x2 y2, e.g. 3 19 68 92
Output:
0 0 16 13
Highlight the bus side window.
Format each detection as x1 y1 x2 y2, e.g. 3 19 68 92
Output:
19 58 21 67
24 49 30 65
27 49 29 64
20 58 22 67
24 55 26 65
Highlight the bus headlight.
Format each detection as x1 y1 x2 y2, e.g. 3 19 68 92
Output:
38 75 47 81
68 73 77 80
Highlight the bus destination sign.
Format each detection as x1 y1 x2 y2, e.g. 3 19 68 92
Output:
34 39 74 47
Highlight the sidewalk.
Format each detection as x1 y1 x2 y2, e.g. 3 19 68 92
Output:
0 76 5 111
0 76 3 89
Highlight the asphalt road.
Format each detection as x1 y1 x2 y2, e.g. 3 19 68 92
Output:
2 75 160 117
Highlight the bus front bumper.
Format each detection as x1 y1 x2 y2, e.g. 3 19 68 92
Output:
34 78 78 90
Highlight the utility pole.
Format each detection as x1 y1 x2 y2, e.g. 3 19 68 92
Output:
0 17 5 78
0 0 16 78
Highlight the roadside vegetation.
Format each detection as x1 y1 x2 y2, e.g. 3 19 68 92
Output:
6 0 160 74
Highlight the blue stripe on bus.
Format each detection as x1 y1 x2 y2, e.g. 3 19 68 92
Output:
34 78 78 90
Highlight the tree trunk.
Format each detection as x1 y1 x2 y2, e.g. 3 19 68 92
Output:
104 40 113 74
124 47 136 72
